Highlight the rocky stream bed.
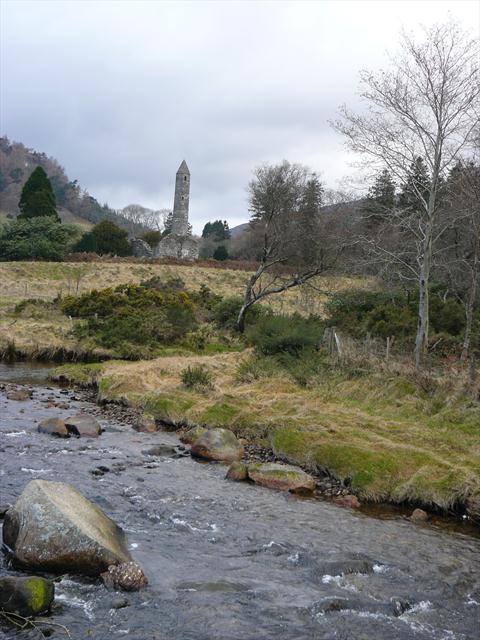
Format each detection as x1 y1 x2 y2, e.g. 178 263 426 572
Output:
0 362 479 640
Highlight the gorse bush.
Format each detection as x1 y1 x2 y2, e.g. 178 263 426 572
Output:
246 314 324 356
61 282 196 355
181 364 214 390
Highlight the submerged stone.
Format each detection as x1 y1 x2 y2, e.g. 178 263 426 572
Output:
333 494 361 509
247 462 316 493
191 428 243 463
6 389 31 401
0 576 54 617
3 479 133 576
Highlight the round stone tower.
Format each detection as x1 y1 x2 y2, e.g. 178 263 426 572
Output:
171 160 190 236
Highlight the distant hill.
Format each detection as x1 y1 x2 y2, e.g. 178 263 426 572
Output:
0 137 141 232
230 222 249 237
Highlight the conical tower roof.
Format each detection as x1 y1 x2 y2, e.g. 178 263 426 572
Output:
177 160 190 175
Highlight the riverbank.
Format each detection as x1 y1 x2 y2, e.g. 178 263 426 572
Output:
50 355 480 524
2 365 479 639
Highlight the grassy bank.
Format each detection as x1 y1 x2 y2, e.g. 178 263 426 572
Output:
51 353 480 512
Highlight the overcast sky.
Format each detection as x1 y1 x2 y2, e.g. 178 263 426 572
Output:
1 0 478 232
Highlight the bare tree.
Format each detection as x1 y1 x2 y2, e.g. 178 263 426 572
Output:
332 21 479 368
236 161 342 331
120 204 170 235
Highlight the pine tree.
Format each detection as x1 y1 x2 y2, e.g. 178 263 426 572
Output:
18 166 58 220
398 157 430 212
299 173 323 264
362 169 395 226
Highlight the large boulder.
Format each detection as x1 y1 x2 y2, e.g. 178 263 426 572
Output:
3 480 133 576
247 462 316 493
191 428 243 463
64 414 102 438
38 417 69 438
0 576 54 617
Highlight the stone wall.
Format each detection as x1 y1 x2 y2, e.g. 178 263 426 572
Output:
153 234 200 261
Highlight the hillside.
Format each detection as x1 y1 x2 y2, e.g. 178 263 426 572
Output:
0 136 135 231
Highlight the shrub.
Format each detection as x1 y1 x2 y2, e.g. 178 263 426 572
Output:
181 364 214 390
61 283 197 355
0 218 80 261
213 296 264 331
325 288 471 342
141 275 186 293
246 314 324 356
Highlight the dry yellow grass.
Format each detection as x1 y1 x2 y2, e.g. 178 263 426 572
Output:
0 261 372 355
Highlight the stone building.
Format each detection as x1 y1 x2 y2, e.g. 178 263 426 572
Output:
151 161 200 260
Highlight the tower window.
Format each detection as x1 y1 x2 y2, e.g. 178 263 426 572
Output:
184 176 187 182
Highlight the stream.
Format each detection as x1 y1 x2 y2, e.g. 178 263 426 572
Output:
0 362 479 640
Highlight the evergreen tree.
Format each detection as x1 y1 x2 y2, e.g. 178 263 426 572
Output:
74 220 132 256
213 244 229 261
398 157 430 212
362 169 396 226
299 173 323 264
202 220 230 241
18 166 58 220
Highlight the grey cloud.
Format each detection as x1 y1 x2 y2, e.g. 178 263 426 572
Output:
1 0 477 232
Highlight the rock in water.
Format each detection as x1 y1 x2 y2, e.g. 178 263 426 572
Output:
6 389 31 401
409 508 429 522
179 425 207 444
466 494 480 524
134 413 157 433
333 494 361 509
0 576 54 617
64 414 102 437
247 462 316 493
101 562 148 591
191 428 243 463
3 480 133 575
38 417 69 438
226 461 248 481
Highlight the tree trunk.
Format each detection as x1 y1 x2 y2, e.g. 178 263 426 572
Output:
461 262 478 361
415 270 430 369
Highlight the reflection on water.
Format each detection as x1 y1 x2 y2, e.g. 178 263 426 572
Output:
0 361 54 384
0 368 479 639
